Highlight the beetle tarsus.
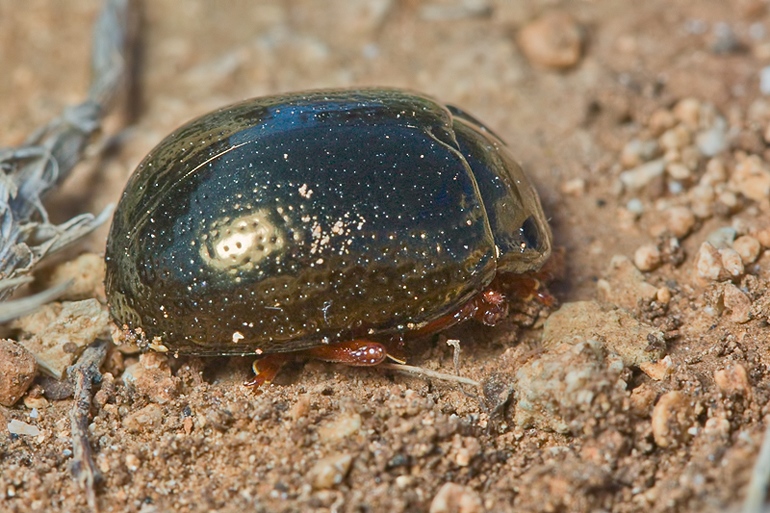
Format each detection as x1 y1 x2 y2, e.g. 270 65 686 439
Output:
245 354 289 389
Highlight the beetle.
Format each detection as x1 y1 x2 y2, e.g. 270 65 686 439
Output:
104 88 552 387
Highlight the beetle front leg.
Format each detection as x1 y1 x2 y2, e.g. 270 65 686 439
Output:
245 354 291 389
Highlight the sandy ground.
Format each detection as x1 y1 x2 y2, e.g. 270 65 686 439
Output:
2 0 770 511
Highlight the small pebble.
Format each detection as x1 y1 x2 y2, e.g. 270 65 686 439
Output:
648 108 676 135
429 483 483 513
395 475 413 489
717 190 739 212
673 98 701 128
23 394 48 410
666 162 691 181
668 181 684 195
729 153 770 202
663 149 681 165
720 248 745 278
122 404 164 433
713 363 752 398
651 391 694 448
561 177 586 196
680 146 700 171
309 453 354 489
517 11 583 69
290 395 311 422
704 416 731 438
696 126 727 157
733 235 761 264
695 242 724 281
317 413 361 442
701 158 727 185
634 244 662 272
755 228 770 248
626 198 644 216
639 356 674 381
629 383 657 415
659 125 691 151
665 206 696 238
689 184 716 218
722 283 751 323
452 436 481 467
619 159 665 191
122 353 179 404
621 139 660 168
125 453 141 472
7 419 40 437
656 286 672 304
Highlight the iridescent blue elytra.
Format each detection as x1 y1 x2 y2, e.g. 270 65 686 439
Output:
105 88 552 356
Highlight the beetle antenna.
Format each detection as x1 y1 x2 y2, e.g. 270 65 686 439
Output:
379 362 480 388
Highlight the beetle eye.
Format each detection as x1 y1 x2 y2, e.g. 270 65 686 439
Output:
519 216 540 251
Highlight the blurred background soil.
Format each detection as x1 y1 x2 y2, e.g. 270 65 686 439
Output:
2 1 770 512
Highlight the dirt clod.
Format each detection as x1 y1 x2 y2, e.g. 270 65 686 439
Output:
0 339 37 407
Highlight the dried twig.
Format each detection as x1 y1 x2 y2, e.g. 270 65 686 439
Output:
0 280 72 323
0 0 136 314
0 1 138 511
68 339 110 513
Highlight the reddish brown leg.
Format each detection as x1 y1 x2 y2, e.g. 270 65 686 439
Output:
408 285 510 339
306 339 388 366
472 288 508 325
491 273 557 308
244 354 291 389
244 340 397 389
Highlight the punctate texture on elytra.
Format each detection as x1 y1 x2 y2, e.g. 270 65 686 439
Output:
105 88 551 356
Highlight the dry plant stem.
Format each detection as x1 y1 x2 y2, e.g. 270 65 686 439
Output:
68 339 109 513
743 418 770 513
0 0 135 311
0 280 71 323
380 362 481 388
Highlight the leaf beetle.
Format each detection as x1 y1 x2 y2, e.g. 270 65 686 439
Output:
105 88 553 387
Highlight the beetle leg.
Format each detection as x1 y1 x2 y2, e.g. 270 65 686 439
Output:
305 340 388 366
471 288 508 325
491 273 557 308
244 354 290 388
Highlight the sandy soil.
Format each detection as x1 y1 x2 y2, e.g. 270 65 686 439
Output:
2 1 770 512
